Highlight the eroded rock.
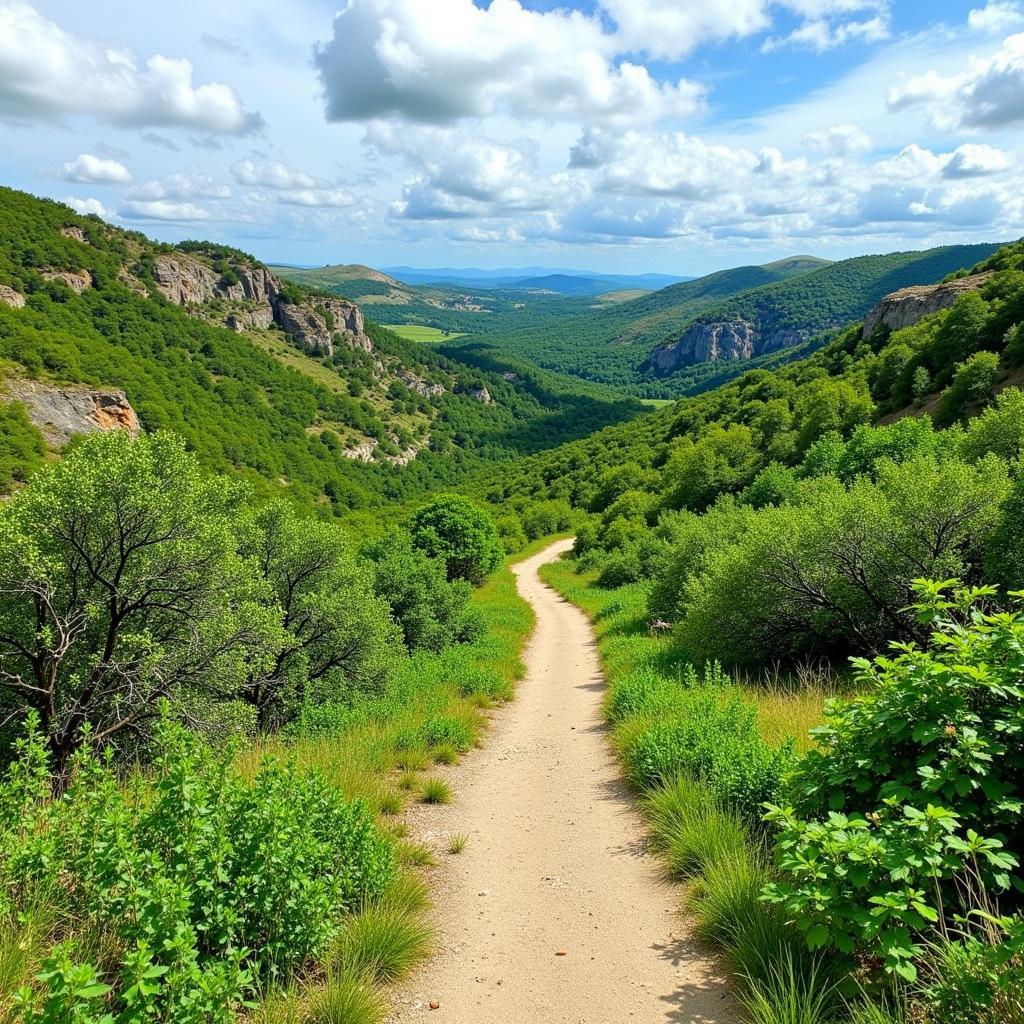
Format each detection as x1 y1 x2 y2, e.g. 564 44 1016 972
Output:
862 273 993 338
0 285 25 309
4 380 140 445
41 269 93 293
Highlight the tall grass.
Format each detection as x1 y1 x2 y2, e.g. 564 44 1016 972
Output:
541 556 832 1018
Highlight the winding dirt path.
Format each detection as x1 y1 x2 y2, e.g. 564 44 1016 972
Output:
389 539 736 1024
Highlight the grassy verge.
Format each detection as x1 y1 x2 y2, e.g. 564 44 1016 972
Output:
1 556 536 1024
540 555 840 1023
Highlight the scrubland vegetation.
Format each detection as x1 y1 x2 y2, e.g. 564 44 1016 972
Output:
534 238 1024 1022
0 429 534 1024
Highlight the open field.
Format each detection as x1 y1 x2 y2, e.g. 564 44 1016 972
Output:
380 324 467 343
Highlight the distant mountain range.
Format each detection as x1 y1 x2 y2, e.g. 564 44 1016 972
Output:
380 266 690 293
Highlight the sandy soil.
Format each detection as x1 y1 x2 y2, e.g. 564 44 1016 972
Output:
388 539 737 1024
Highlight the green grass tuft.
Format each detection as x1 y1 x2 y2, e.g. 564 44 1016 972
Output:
739 953 837 1024
448 833 469 854
420 777 452 804
308 968 386 1024
331 906 435 984
644 776 748 879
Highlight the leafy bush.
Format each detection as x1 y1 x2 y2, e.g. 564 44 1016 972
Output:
764 582 1024 980
0 431 282 777
362 529 481 653
408 494 502 586
5 716 395 1021
606 662 730 725
619 686 794 818
937 351 1001 425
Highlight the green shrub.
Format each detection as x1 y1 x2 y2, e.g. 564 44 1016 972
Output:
408 494 502 586
619 687 794 818
919 915 1024 1024
606 662 729 725
418 715 472 752
937 351 1001 425
4 717 395 1019
362 528 482 654
764 582 1024 981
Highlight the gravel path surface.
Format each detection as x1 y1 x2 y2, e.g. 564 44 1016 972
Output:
388 539 737 1024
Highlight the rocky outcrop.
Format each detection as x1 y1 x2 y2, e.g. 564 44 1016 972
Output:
398 369 445 398
226 305 275 332
60 226 87 243
647 320 805 373
153 255 222 305
41 269 92 293
862 273 993 338
469 386 492 404
0 285 25 309
4 380 140 445
648 321 756 371
154 253 371 355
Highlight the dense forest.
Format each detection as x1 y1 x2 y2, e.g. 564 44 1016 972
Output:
0 188 642 515
441 243 1002 397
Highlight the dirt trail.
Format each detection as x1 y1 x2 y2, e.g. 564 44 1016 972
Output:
389 539 736 1024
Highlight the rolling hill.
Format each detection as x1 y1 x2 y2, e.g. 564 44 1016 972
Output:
0 188 642 511
448 245 1004 397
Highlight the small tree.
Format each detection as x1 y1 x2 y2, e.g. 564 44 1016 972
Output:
408 494 502 586
0 432 280 780
240 502 398 728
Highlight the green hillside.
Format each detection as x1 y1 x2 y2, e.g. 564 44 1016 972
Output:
0 188 640 512
451 244 1002 396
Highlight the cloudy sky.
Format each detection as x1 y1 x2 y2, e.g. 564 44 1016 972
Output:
2 0 1023 274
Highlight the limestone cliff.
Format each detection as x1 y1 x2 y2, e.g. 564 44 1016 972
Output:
862 273 992 338
646 320 803 373
4 380 140 445
152 253 371 356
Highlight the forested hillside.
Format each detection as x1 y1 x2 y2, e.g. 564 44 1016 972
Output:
0 188 641 512
450 243 1002 397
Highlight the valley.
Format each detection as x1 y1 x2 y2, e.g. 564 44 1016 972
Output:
2 183 1023 1024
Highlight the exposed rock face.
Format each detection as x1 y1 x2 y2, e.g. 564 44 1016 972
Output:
153 255 222 305
226 305 275 332
0 285 25 309
648 320 756 371
862 272 993 338
469 386 492 404
275 303 335 356
60 226 87 243
647 320 805 373
398 369 445 398
5 380 140 445
154 253 371 355
41 269 92 293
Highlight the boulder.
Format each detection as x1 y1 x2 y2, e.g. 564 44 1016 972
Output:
0 285 25 309
862 273 993 338
4 380 140 445
469 386 492 404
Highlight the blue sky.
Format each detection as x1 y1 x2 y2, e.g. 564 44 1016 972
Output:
1 1 1023 274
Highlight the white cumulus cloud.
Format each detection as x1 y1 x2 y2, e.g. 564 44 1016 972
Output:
314 0 703 126
887 33 1024 129
968 1 1024 33
60 153 132 184
61 196 110 218
119 200 212 221
0 2 261 133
